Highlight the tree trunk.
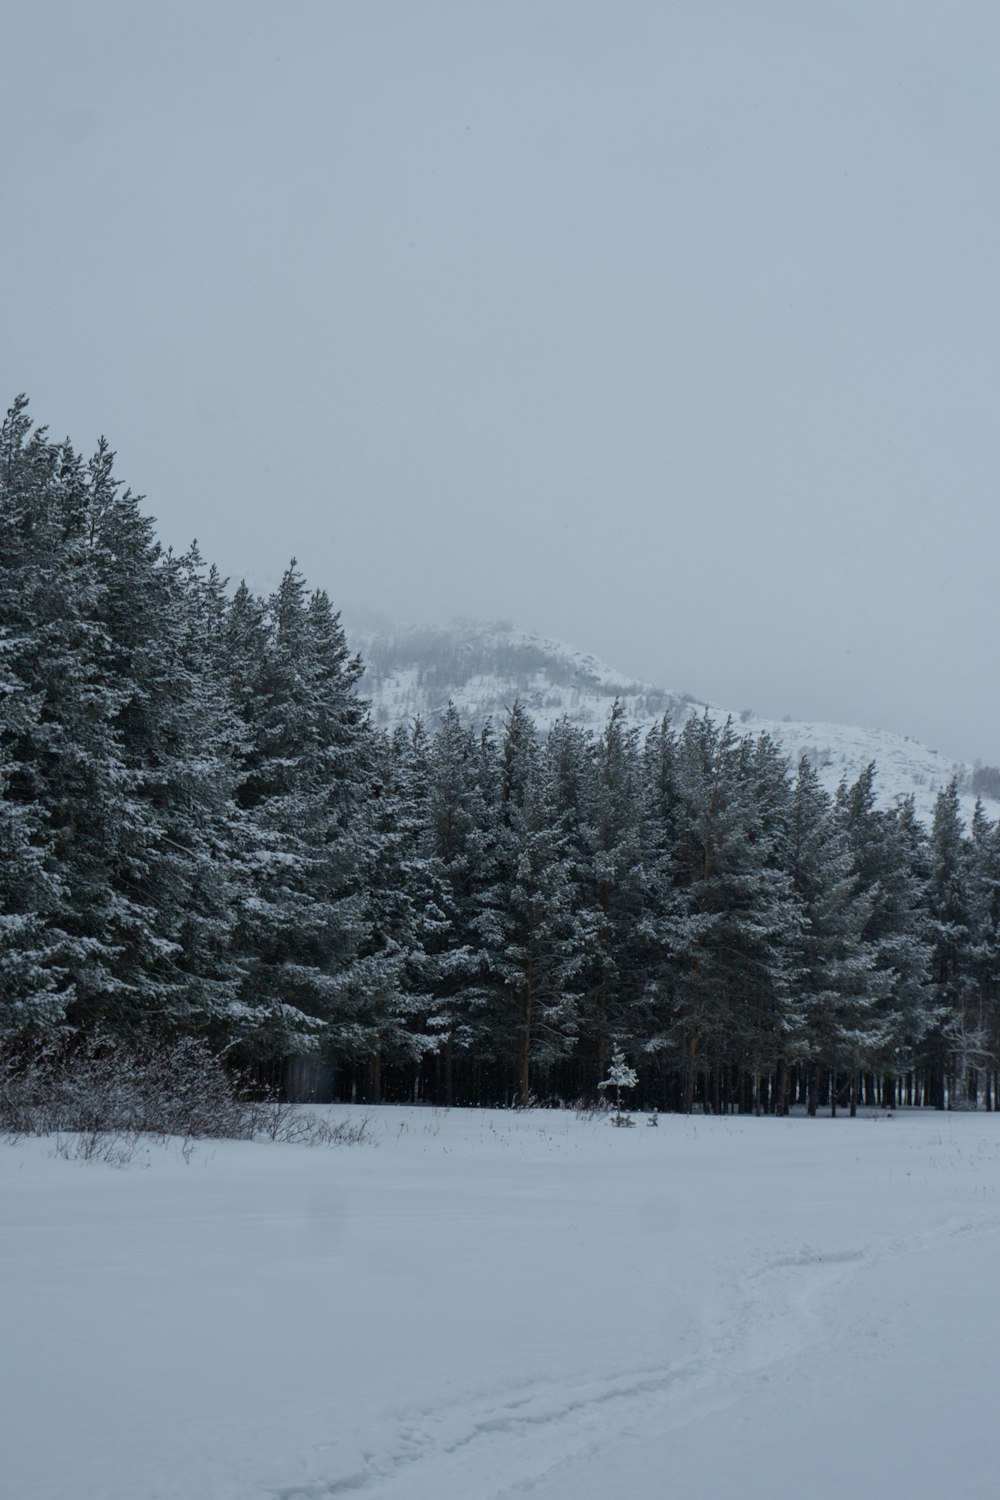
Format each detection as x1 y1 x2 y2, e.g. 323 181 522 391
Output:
711 1044 722 1116
684 1033 698 1115
519 978 533 1104
444 1034 454 1109
775 1058 789 1116
595 991 608 1096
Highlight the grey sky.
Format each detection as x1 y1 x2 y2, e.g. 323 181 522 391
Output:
3 1 998 763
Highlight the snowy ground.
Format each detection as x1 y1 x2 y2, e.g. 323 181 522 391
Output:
3 1105 999 1500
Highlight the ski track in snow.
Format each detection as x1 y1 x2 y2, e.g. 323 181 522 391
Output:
271 1364 701 1500
269 1213 1000 1500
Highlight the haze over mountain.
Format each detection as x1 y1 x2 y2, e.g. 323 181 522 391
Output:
347 613 1000 829
4 4 999 774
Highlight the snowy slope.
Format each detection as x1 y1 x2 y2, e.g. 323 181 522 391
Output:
351 618 685 737
4 1108 1000 1500
348 617 998 826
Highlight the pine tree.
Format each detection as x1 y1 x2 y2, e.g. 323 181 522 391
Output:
0 402 146 1034
597 1043 638 1123
346 722 438 1103
416 707 498 1102
661 716 799 1114
640 719 685 1102
967 802 1000 1107
148 546 248 1039
479 705 581 1103
833 768 935 1104
571 703 651 1093
786 758 882 1117
927 780 974 1107
0 708 70 1035
82 450 250 1038
227 565 372 1070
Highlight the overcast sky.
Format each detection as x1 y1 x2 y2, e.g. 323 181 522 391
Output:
3 1 998 763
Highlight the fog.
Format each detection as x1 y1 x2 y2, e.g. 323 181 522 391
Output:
3 1 997 762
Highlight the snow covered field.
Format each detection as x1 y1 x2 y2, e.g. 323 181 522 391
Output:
4 1106 999 1500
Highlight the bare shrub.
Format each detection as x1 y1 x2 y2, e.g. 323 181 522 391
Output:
0 1034 254 1141
243 1099 373 1147
51 1129 149 1168
0 1035 372 1156
574 1094 611 1119
311 1113 372 1147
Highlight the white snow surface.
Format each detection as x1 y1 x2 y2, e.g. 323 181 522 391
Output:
4 1106 999 1500
350 619 998 827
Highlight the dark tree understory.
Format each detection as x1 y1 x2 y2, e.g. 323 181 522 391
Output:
3 398 999 1115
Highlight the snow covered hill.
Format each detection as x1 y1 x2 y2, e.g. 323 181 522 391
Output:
347 616 1000 826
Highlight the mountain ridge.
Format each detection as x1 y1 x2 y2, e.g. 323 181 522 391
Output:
346 615 999 828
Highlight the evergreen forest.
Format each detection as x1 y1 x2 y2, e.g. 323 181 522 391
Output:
3 399 999 1115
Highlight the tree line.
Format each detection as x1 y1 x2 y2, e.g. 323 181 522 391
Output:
2 398 999 1114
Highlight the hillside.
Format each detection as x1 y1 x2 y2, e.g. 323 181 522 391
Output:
347 616 999 827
